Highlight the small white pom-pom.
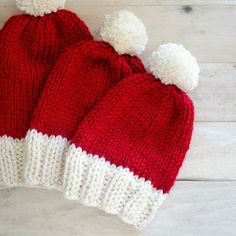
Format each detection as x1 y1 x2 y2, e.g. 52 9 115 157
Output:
149 43 200 92
16 0 66 17
100 10 148 55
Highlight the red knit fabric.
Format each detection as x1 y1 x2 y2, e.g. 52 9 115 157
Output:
0 10 92 139
29 40 145 139
70 73 194 193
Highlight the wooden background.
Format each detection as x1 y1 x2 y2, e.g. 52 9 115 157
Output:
0 0 236 235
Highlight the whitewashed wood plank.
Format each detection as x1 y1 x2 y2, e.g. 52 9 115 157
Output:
191 63 236 122
0 5 236 63
0 182 235 236
0 5 236 121
74 0 236 6
71 5 236 63
178 122 236 180
0 123 234 183
72 0 236 6
1 8 235 120
1 0 236 6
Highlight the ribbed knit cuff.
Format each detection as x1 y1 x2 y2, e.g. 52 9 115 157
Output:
0 136 24 187
63 145 167 229
24 129 69 190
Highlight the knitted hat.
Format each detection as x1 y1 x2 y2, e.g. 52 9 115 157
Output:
24 11 148 190
63 43 200 229
0 0 92 188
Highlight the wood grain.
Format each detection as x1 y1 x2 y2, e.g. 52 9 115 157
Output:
0 182 235 236
0 123 233 182
0 2 235 180
0 5 236 63
2 0 236 6
178 122 236 180
73 5 236 63
190 63 236 122
1 7 236 121
0 3 235 178
0 1 235 235
72 0 236 6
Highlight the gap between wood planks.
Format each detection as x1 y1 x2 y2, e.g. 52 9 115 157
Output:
177 179 236 182
1 6 236 63
195 121 236 123
2 0 236 6
66 0 236 7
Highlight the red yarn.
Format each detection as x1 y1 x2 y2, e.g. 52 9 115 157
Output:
30 41 145 139
70 73 194 193
0 10 92 139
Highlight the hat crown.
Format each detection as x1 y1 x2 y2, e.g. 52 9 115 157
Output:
15 10 91 63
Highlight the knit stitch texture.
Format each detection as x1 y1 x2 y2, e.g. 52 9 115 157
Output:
62 72 194 228
0 9 92 187
24 40 145 188
68 73 194 193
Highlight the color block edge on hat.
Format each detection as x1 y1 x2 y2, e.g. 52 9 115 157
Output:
0 130 67 190
9 129 167 229
63 144 167 230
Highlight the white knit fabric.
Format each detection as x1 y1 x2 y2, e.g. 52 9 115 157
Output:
0 130 68 189
63 145 167 229
0 136 24 187
24 129 69 189
16 0 66 17
1 130 167 228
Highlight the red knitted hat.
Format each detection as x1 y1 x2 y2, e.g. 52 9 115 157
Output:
63 43 200 229
0 0 92 188
23 11 148 189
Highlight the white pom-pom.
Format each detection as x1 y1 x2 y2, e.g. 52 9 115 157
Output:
149 43 200 92
100 10 148 55
16 0 66 17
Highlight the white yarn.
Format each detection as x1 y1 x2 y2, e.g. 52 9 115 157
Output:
24 129 69 188
100 10 148 55
0 129 167 229
149 43 200 92
63 144 167 229
16 0 66 17
0 135 24 187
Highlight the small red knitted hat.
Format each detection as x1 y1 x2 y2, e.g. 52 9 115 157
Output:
0 0 92 188
24 11 148 189
63 43 200 229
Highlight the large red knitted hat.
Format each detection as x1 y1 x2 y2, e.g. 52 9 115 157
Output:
0 0 92 188
24 11 148 190
63 43 200 229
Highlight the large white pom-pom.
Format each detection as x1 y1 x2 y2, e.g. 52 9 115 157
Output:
16 0 66 17
100 10 148 55
149 43 200 92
